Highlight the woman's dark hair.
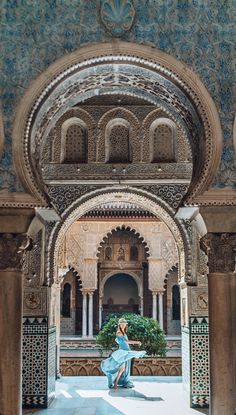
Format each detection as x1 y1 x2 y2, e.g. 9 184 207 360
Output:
118 323 127 335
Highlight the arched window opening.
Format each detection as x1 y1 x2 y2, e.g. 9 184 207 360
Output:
151 120 175 163
62 283 71 317
106 119 131 163
62 122 87 163
130 245 138 261
172 284 180 320
105 246 112 261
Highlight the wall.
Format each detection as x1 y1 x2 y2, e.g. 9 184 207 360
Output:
0 0 236 191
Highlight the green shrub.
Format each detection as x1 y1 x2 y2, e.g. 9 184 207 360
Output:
96 313 167 356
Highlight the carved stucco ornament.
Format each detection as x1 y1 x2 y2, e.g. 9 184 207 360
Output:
201 233 236 273
100 0 135 36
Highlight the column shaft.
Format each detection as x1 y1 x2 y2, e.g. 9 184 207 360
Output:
158 292 164 330
140 296 143 316
152 292 157 319
208 272 235 415
99 297 102 329
82 292 87 338
0 270 22 415
88 293 93 338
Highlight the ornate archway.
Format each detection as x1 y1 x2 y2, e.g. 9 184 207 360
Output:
17 42 213 411
47 189 189 287
12 41 222 207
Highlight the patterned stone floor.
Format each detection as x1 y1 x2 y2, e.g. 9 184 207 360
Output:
23 376 208 415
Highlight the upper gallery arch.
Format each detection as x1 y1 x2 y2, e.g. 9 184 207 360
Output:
13 41 222 205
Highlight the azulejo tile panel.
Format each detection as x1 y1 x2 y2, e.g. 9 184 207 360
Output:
182 326 190 403
190 316 209 408
22 317 56 409
47 328 56 405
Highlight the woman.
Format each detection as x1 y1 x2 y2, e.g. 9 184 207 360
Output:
100 317 146 389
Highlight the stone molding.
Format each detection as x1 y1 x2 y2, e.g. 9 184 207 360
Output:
201 233 236 273
12 41 222 205
194 188 236 207
0 192 44 208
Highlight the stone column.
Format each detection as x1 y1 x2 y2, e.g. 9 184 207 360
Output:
152 291 157 320
158 291 164 330
88 291 94 338
139 295 143 316
0 233 28 415
99 295 103 329
82 291 88 338
201 233 236 415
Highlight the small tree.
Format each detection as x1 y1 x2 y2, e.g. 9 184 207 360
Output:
96 313 167 356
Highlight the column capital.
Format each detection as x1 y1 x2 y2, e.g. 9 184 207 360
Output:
88 290 94 296
0 233 31 271
81 289 94 295
151 288 165 295
201 233 236 273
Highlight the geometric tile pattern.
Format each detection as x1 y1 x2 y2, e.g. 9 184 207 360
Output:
190 316 209 408
47 328 56 404
22 317 56 409
182 327 191 403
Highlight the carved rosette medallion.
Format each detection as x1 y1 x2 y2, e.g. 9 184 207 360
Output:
100 0 135 37
24 292 41 309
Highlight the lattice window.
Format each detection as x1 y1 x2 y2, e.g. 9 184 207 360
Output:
130 245 138 261
172 284 180 320
117 247 125 261
152 123 175 162
107 124 131 163
64 124 87 163
62 283 71 317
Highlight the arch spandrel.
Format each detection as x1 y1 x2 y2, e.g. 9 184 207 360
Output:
12 42 222 205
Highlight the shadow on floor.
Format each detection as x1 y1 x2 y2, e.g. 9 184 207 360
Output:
108 388 164 401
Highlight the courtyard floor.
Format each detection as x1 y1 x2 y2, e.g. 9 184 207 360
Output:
23 376 208 415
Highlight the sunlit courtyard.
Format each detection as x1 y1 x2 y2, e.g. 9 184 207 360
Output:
23 376 208 415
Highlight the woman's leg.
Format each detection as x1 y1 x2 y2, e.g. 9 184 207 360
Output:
123 360 134 388
114 365 125 389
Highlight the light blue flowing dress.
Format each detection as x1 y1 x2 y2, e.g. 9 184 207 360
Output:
100 334 146 388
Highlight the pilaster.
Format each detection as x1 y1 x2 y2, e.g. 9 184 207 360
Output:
0 232 29 415
201 233 236 415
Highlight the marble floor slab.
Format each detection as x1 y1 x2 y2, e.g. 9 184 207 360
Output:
23 376 208 415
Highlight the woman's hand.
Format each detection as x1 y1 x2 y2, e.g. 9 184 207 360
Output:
129 340 141 346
